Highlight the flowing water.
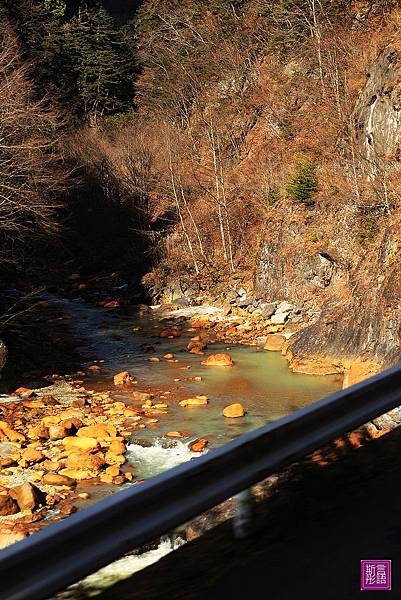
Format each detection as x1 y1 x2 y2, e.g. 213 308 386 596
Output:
50 296 342 473
47 296 342 596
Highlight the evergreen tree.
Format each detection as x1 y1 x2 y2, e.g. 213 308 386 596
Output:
3 0 135 124
286 157 318 205
65 6 133 123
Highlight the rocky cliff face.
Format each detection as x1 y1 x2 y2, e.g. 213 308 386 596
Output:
256 37 401 380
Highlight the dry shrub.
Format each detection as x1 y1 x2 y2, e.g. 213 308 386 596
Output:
0 15 67 265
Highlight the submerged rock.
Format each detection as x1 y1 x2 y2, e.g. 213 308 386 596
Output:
179 396 209 407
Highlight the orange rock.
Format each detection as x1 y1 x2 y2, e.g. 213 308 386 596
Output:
43 473 76 487
105 464 120 478
0 421 25 443
104 452 126 466
164 353 174 359
223 403 245 418
264 334 286 352
9 483 46 511
192 315 210 328
77 424 117 439
109 440 126 454
21 448 44 464
159 328 181 338
62 436 100 452
165 431 184 438
42 459 62 472
179 395 209 407
114 371 136 386
88 365 101 372
0 529 27 549
201 353 234 367
48 425 69 441
0 495 18 516
103 300 120 308
59 418 83 434
149 357 161 362
22 400 45 408
14 387 34 397
66 451 105 472
189 438 208 452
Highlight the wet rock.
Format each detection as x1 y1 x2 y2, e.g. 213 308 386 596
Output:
0 495 19 516
43 473 76 487
149 357 161 362
189 438 208 452
9 483 46 511
201 353 234 367
179 396 209 407
114 371 136 386
159 328 181 339
264 334 286 352
104 452 126 466
165 431 185 438
223 403 245 418
164 353 174 359
109 440 126 454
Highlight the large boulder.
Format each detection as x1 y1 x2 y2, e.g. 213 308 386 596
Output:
201 354 234 367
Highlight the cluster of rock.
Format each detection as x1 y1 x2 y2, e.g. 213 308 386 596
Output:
0 377 182 548
224 289 303 325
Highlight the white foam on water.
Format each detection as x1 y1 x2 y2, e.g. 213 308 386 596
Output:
54 536 185 599
127 439 204 479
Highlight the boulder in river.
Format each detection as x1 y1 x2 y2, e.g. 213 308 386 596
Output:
114 371 136 385
189 438 208 452
223 403 245 418
201 353 234 367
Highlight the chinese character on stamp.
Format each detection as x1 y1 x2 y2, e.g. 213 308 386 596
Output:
361 560 391 591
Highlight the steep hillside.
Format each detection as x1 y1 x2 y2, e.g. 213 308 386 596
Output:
127 0 401 380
